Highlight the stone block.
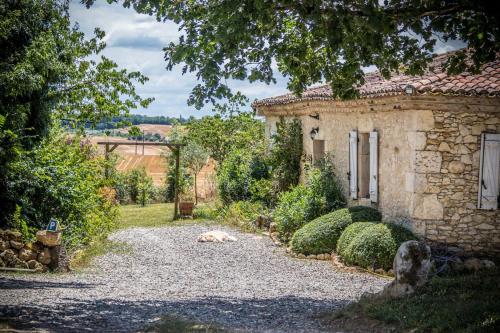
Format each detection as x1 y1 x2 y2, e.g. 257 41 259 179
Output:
415 151 442 173
412 194 444 220
448 161 465 174
36 230 61 247
437 142 451 152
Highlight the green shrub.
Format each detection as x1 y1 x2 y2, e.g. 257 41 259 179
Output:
336 222 377 259
309 154 346 212
342 223 417 270
218 201 266 231
218 148 271 205
217 149 253 204
290 207 381 254
269 117 303 192
193 204 219 220
249 178 274 207
6 131 118 249
273 184 326 241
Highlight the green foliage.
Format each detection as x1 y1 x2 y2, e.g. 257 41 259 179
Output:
346 270 500 332
128 125 141 139
217 149 253 204
0 0 152 227
341 223 417 270
249 178 274 207
336 222 377 260
182 141 209 204
291 207 381 255
5 130 118 248
218 201 266 232
273 184 325 242
309 154 346 212
270 118 303 192
186 113 265 164
11 205 36 242
89 0 499 108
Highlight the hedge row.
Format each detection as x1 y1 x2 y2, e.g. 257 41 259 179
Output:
290 206 417 270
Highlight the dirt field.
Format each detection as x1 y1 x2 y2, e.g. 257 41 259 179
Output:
90 135 216 200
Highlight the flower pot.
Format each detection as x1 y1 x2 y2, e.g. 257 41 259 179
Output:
179 201 195 217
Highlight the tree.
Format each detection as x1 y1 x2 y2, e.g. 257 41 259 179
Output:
128 125 141 154
183 142 209 204
0 0 152 226
186 113 265 164
270 117 303 192
86 0 499 108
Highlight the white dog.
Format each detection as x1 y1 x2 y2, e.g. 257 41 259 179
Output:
197 230 237 243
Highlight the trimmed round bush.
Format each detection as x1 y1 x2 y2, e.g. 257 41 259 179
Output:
342 223 417 270
336 222 376 259
290 206 382 255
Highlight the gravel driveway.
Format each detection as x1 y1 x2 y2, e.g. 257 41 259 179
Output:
0 224 386 332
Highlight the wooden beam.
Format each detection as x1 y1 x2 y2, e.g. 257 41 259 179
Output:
173 148 180 220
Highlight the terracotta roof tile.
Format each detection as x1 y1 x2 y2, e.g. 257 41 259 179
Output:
253 51 500 108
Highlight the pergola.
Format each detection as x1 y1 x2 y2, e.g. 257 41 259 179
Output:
97 141 184 219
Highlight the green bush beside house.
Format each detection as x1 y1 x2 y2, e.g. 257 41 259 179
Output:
341 223 417 270
290 207 381 255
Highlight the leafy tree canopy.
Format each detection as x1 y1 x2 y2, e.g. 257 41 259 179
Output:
85 0 499 107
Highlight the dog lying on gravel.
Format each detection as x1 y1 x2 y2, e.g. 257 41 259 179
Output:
197 231 237 243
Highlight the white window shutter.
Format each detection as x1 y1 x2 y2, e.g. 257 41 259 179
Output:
478 133 500 210
349 130 358 199
369 131 378 203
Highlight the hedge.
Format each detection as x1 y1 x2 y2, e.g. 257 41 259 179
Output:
290 206 382 255
336 222 376 259
340 223 417 270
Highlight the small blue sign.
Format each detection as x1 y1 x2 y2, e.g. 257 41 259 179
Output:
47 218 59 232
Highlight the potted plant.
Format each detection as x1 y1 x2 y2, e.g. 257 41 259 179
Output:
179 192 195 217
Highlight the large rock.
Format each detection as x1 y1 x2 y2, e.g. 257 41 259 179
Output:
10 240 24 250
4 230 22 241
0 249 28 269
0 240 9 251
381 241 432 298
464 258 481 271
18 248 37 262
36 230 62 247
27 259 46 272
38 248 52 265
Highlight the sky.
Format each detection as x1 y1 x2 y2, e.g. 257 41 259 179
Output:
69 1 465 118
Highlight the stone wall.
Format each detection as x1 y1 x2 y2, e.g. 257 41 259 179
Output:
0 229 68 272
260 95 500 255
265 108 430 223
411 110 500 254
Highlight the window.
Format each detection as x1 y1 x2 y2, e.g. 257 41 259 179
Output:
478 133 500 210
313 140 325 164
349 130 378 202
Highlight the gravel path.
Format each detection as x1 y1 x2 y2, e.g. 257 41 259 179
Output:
0 224 386 332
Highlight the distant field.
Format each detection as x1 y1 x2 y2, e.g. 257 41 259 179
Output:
115 124 172 137
89 133 216 199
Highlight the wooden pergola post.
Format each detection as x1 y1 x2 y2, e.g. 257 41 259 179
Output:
173 147 180 220
98 141 184 221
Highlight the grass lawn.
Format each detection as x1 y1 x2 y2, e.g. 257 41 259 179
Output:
117 203 176 229
327 269 500 332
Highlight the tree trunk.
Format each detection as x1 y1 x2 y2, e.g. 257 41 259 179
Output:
194 173 198 205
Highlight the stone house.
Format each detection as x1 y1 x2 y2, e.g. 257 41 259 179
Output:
253 52 500 254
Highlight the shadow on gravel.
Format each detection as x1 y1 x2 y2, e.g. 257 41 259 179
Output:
0 276 99 290
0 296 348 332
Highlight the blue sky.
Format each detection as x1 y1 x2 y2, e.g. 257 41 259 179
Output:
69 1 464 118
